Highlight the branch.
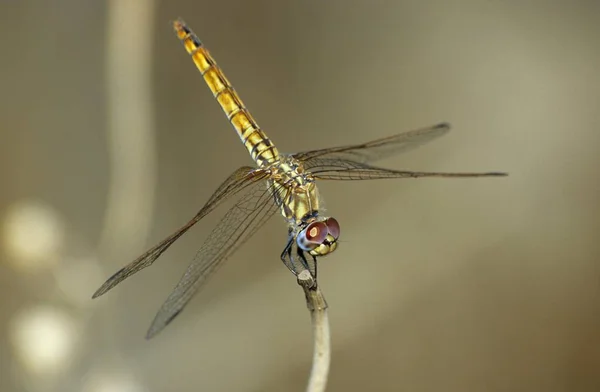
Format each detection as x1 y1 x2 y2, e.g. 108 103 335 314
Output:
297 270 331 392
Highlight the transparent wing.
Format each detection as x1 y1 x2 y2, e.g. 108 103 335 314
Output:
308 158 508 180
145 181 286 339
92 166 269 299
294 123 450 165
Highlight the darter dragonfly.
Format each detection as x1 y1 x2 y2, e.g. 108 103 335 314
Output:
93 19 506 339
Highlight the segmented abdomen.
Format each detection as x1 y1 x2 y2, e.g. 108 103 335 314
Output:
173 19 279 167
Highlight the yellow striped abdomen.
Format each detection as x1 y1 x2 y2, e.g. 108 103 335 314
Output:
173 19 279 167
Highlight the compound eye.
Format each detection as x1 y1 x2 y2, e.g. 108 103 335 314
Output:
305 221 328 242
297 221 328 251
325 217 340 239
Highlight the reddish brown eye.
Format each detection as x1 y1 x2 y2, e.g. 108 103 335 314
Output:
297 221 328 251
305 221 328 242
325 218 340 239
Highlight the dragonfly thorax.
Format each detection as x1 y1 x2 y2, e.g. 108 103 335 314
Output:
268 155 314 186
266 156 340 257
268 156 321 225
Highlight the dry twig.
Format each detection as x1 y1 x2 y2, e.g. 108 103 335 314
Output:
297 270 331 392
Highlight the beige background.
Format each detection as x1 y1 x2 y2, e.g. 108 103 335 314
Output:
1 1 599 391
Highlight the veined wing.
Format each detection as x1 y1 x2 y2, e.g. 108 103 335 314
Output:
92 166 269 299
294 123 450 165
145 180 286 339
308 158 507 180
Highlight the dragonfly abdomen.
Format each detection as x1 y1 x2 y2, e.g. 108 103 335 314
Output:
173 19 279 167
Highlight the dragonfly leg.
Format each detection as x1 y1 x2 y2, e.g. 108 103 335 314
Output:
297 247 318 281
280 234 298 275
280 234 319 280
296 247 312 275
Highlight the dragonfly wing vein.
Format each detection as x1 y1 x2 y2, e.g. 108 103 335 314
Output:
145 181 286 338
309 158 507 180
92 166 267 299
295 123 450 165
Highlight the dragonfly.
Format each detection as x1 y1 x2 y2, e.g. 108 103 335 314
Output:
92 19 507 339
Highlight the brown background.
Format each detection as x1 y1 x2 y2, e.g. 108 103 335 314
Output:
1 1 599 391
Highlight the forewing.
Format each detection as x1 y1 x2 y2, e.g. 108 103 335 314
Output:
294 123 450 165
145 181 285 339
308 158 507 180
92 166 268 299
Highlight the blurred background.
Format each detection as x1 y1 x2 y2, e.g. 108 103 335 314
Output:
1 1 599 391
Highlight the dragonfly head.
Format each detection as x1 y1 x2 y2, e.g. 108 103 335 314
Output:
297 217 340 257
